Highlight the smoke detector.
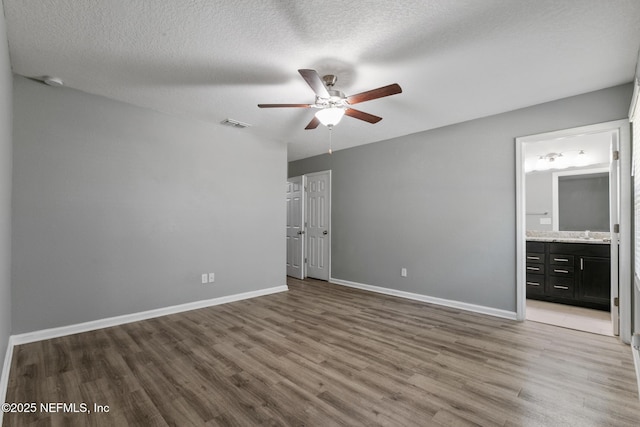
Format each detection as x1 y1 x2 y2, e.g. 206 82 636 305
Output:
221 118 251 129
42 76 64 87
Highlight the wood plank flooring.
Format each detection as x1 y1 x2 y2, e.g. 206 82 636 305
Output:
4 277 640 426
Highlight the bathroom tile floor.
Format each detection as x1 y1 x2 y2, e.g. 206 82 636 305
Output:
526 299 613 336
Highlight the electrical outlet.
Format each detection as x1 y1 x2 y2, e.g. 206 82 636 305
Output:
401 268 407 277
208 273 215 283
201 274 208 284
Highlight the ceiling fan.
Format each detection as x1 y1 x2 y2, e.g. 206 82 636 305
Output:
258 69 402 130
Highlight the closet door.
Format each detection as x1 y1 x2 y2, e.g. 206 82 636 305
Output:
286 176 304 279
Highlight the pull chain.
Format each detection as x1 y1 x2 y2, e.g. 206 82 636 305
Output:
328 125 333 155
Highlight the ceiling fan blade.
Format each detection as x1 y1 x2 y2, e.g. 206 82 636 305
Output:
258 103 312 108
346 83 402 105
298 69 330 98
305 116 320 130
345 108 382 124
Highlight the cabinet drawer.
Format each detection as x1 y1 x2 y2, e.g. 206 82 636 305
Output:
549 242 609 257
548 276 574 297
526 253 544 264
549 266 574 277
526 273 545 296
526 241 545 253
550 254 574 265
526 263 544 274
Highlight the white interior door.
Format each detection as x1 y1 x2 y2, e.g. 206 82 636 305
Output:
305 171 331 280
286 176 304 279
610 134 620 336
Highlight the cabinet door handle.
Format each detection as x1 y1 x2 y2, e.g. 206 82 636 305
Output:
580 258 584 270
553 269 569 274
526 282 541 286
526 267 540 271
527 256 540 260
553 258 569 262
553 285 569 290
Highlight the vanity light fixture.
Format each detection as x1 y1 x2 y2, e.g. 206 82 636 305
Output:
530 150 590 172
541 152 563 162
575 149 590 166
534 152 564 171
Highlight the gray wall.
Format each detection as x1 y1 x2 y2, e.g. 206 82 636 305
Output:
289 84 632 312
0 5 12 367
12 76 286 333
525 171 553 231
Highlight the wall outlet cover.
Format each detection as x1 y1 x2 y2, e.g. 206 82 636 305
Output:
201 274 208 284
208 273 215 283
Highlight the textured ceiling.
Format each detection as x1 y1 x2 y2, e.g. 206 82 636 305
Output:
3 0 640 161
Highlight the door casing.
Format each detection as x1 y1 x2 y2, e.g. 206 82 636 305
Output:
515 119 631 342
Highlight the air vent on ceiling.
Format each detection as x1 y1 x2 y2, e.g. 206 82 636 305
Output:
221 118 252 129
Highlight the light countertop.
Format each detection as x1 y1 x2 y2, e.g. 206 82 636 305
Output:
526 236 610 244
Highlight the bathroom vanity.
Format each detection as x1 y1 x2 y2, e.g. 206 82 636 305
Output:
526 238 610 311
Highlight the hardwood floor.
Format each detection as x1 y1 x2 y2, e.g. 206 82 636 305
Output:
4 277 640 426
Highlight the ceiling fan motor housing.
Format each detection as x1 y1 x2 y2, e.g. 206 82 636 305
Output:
316 89 347 108
322 74 338 88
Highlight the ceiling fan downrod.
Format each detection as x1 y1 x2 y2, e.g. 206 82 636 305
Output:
322 74 337 88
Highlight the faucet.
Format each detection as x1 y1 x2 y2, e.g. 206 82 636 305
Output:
584 230 590 239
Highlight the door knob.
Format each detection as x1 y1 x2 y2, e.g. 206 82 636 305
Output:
297 230 304 235
323 230 328 235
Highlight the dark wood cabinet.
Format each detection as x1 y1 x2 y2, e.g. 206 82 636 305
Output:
525 241 545 297
579 256 611 306
526 241 610 311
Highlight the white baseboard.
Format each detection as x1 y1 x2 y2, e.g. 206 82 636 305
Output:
0 284 288 425
1 335 15 426
633 342 640 400
330 278 518 321
10 285 288 346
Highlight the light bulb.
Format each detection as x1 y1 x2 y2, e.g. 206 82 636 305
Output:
315 107 345 127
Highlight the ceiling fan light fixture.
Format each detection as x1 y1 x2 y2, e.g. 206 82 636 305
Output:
258 69 401 130
315 107 345 127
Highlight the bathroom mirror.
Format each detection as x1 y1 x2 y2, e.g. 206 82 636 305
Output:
554 170 609 231
525 166 609 231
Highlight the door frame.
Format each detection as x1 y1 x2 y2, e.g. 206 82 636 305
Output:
515 119 631 343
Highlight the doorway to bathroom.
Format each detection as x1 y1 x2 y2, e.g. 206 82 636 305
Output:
515 120 631 340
